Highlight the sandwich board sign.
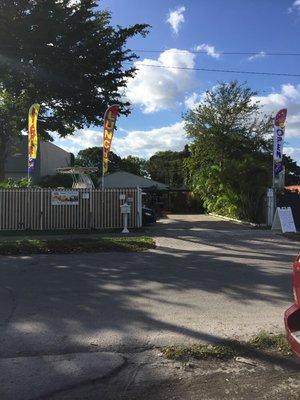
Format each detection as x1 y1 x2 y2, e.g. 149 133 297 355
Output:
271 207 296 233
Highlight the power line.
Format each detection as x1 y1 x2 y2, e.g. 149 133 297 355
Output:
128 62 300 78
1 44 300 57
132 49 300 57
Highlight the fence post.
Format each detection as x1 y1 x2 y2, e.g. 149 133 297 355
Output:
89 188 93 231
0 190 2 231
137 187 142 228
40 189 43 230
267 188 275 226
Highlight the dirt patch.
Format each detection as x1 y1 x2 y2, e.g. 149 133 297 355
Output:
123 368 300 400
45 349 300 400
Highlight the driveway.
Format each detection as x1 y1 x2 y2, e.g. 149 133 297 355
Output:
0 214 298 358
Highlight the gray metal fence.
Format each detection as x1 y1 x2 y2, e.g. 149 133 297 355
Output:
0 188 142 231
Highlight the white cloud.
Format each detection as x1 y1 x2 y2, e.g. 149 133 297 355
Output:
195 44 221 59
282 83 300 99
113 122 187 158
166 6 186 34
254 84 300 138
248 51 266 61
284 147 300 161
52 122 188 159
184 92 202 109
52 129 100 155
288 0 300 12
56 0 81 6
293 0 300 9
126 48 197 113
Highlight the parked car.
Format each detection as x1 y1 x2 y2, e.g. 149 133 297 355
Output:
284 255 300 358
142 206 157 225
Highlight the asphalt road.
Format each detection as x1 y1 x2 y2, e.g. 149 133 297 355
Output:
0 215 298 358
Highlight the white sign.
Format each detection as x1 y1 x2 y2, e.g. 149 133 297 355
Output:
82 192 90 199
272 207 296 233
119 194 126 200
120 204 131 214
51 190 79 206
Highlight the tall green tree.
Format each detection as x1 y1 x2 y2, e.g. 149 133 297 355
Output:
184 81 274 222
0 0 149 178
0 91 28 180
147 146 190 187
120 155 148 177
278 155 300 186
75 147 147 178
75 146 122 174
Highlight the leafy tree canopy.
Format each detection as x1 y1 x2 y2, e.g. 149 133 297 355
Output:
75 146 122 174
0 0 149 177
121 155 148 177
147 146 190 187
75 146 147 180
183 81 284 222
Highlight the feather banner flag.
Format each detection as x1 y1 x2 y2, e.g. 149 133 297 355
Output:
102 104 119 175
28 103 40 174
273 108 287 177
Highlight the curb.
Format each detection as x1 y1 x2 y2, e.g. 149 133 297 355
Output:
209 213 265 228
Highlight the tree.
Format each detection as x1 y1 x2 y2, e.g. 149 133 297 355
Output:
75 146 122 174
281 155 300 186
147 146 190 187
184 81 275 222
75 147 148 179
0 0 149 178
120 155 148 177
0 91 28 180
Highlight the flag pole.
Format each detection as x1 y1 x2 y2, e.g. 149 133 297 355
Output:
102 158 105 190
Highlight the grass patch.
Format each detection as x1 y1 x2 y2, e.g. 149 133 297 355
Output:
0 236 156 255
161 331 292 361
250 331 292 357
0 227 146 237
162 343 237 361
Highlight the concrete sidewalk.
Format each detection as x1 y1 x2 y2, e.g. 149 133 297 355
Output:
0 352 124 400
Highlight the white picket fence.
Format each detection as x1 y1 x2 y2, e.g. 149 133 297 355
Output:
0 188 142 231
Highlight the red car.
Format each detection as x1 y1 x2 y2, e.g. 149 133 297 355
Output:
284 256 300 358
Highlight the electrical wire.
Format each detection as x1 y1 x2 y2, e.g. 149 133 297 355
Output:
1 44 300 57
127 62 300 78
132 49 300 57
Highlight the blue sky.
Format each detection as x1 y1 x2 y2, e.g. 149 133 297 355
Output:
55 0 300 162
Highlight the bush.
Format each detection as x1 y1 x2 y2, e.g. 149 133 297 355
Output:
0 177 30 188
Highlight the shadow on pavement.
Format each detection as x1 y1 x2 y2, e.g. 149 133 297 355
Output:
0 214 299 392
